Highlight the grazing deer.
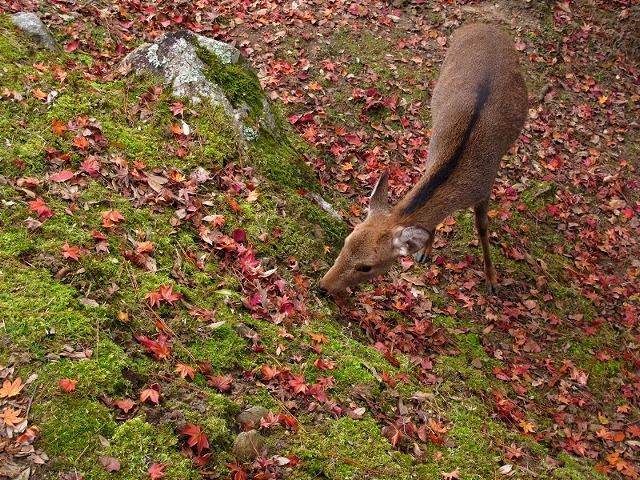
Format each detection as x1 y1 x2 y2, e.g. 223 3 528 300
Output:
318 23 528 296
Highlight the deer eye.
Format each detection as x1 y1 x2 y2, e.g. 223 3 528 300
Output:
356 265 372 273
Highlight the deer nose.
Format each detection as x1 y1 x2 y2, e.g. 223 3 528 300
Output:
316 285 329 297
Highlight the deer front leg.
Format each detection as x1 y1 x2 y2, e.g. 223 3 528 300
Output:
474 199 498 295
413 229 435 263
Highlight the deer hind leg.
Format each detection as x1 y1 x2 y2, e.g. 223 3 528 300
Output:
413 228 435 263
474 198 498 295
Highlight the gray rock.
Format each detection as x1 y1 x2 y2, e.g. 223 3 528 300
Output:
118 30 275 144
11 12 59 51
236 406 269 427
232 430 265 460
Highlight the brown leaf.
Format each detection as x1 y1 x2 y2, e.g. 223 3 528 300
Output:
99 456 121 473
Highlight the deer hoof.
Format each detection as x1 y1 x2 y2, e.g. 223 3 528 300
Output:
487 283 499 296
413 251 428 263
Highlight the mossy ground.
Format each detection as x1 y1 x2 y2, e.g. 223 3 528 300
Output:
0 5 635 480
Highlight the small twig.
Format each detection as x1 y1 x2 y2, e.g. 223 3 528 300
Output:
25 383 38 421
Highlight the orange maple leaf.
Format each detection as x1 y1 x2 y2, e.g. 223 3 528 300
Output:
51 118 68 136
102 210 125 228
32 88 47 101
62 243 81 261
307 332 329 344
175 364 195 380
72 135 90 150
0 378 24 398
115 398 136 413
0 407 24 428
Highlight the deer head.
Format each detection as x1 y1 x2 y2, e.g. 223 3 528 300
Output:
317 172 431 296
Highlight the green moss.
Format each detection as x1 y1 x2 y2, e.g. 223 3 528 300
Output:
177 393 237 451
303 318 403 395
568 327 628 393
240 190 348 263
86 416 199 480
191 104 240 166
38 339 132 397
186 321 253 370
0 15 31 62
196 43 264 117
35 397 116 461
551 453 607 480
249 131 319 192
435 331 497 394
0 261 102 354
292 417 415 480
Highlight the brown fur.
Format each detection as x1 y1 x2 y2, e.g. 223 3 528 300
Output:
319 23 528 296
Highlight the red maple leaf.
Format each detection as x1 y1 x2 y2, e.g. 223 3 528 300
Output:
28 198 53 219
207 374 233 393
50 170 75 182
62 242 81 261
58 378 78 393
148 463 167 480
180 424 209 455
145 290 163 308
64 40 79 52
159 284 182 304
136 335 172 360
169 102 184 116
343 133 362 146
80 156 101 177
279 414 298 433
313 357 336 370
288 375 307 395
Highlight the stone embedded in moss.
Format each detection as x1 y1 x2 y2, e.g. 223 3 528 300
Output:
119 29 276 144
11 12 59 51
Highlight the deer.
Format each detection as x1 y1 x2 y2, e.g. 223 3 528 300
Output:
318 23 528 297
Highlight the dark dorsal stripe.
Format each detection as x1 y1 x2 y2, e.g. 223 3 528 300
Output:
401 76 492 215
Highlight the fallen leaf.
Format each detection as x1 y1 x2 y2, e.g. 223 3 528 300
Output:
50 170 75 182
99 456 121 473
59 378 78 393
148 463 167 480
0 378 24 398
181 424 209 455
115 398 136 413
0 406 24 428
175 364 195 380
140 387 160 405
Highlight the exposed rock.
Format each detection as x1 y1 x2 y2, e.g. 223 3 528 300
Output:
307 192 343 220
11 12 59 51
234 323 259 343
232 430 265 460
118 30 276 144
236 406 269 427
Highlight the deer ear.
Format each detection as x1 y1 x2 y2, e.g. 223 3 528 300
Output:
392 226 430 256
368 171 389 216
